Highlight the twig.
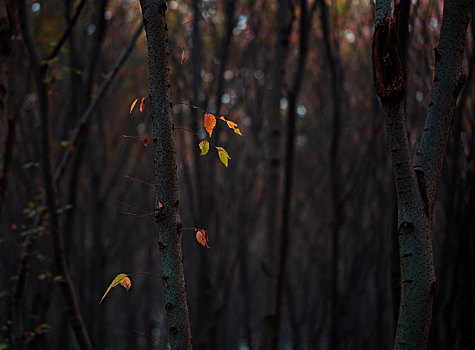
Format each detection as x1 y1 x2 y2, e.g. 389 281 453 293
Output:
125 174 154 187
173 101 208 114
131 329 161 343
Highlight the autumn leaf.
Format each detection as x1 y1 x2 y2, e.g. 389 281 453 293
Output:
216 146 231 167
120 277 132 292
199 141 209 155
130 98 139 114
100 273 128 303
139 98 145 113
219 116 242 136
181 50 186 64
143 138 149 147
204 113 216 137
196 229 210 248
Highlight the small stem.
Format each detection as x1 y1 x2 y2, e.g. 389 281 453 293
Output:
174 126 199 137
125 174 154 187
127 271 165 279
174 127 219 150
173 101 208 114
131 330 161 343
183 226 205 231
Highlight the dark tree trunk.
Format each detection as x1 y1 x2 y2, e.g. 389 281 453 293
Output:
373 0 469 348
139 1 193 348
318 0 344 348
16 1 93 348
259 0 292 349
0 0 11 217
277 0 317 344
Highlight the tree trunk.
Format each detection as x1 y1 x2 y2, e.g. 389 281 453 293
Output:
139 1 193 349
318 0 344 348
17 1 93 348
259 1 292 349
372 0 469 348
0 0 11 217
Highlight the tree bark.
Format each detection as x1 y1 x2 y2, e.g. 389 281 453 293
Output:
372 0 469 348
139 1 193 349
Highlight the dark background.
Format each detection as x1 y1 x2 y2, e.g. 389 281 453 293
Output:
0 0 474 349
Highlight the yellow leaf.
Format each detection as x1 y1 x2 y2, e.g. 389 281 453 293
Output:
216 147 231 167
204 113 216 137
220 116 242 136
130 98 139 114
199 141 209 155
225 120 237 129
100 273 128 303
120 277 132 292
233 127 242 136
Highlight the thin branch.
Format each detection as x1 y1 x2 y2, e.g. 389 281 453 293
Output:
54 22 144 184
125 174 155 187
46 0 87 61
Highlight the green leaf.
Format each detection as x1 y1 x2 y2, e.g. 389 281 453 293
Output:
60 140 71 147
216 147 231 167
100 273 128 303
199 141 209 155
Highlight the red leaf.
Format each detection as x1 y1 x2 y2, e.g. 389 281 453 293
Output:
196 229 210 248
181 50 186 64
139 98 145 113
143 138 149 147
69 145 75 153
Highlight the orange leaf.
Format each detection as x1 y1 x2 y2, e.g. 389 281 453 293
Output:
120 277 132 292
130 98 139 114
204 113 216 137
139 98 145 113
196 229 210 248
181 50 186 64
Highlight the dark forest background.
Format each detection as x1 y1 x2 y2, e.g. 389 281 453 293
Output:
0 0 474 349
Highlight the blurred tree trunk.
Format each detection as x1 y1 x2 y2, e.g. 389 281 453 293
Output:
318 0 344 348
0 0 11 217
16 0 93 348
258 0 292 349
139 1 192 349
278 0 316 345
373 0 469 348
